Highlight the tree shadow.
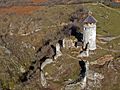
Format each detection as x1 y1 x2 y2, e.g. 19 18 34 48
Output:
70 25 83 42
79 60 86 78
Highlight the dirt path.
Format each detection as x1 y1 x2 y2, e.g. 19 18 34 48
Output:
100 3 120 14
97 45 120 52
98 35 120 42
66 54 82 61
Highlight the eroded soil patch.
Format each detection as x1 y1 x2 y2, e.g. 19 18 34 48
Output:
0 6 45 15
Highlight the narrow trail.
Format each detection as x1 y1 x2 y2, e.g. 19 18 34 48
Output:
97 45 120 52
98 35 120 42
100 3 120 14
66 54 82 61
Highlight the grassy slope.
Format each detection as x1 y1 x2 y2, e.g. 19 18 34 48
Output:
0 3 120 90
85 3 120 36
42 3 120 90
42 3 120 87
84 3 120 51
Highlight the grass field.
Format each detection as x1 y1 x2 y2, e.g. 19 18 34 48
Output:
84 3 120 36
0 3 120 90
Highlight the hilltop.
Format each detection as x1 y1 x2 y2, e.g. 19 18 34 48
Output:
0 1 120 90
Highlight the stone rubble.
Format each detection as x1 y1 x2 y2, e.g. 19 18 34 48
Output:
87 70 104 88
41 71 47 87
63 38 75 49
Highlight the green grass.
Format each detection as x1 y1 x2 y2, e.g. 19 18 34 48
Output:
0 3 120 90
85 4 120 36
33 5 80 31
41 3 120 90
100 37 120 50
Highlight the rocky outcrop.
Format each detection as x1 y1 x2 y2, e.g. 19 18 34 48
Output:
63 38 75 49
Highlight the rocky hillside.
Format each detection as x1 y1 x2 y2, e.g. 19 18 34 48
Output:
0 1 120 90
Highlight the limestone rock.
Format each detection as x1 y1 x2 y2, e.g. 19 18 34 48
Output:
87 70 104 88
41 71 47 87
20 66 26 73
65 82 81 90
87 70 104 80
63 38 75 49
41 59 53 70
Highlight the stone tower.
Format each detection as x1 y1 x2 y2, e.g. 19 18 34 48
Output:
82 11 97 50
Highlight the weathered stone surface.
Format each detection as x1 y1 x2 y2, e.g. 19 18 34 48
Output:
87 70 104 80
41 59 53 70
41 71 47 87
87 70 104 89
65 82 81 90
63 38 75 49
